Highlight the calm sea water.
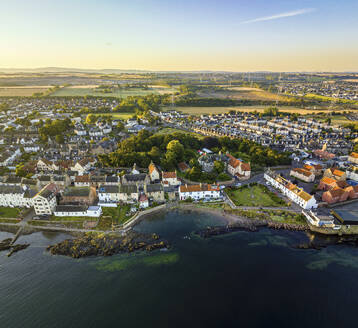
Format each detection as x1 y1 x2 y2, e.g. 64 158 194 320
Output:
1 210 358 328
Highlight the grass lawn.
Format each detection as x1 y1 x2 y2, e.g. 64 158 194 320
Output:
101 205 132 225
0 218 21 224
225 185 286 207
265 210 307 226
28 219 86 229
224 207 307 226
0 207 21 218
313 114 357 126
49 216 95 222
156 127 204 138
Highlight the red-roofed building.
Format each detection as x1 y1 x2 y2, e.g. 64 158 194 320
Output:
313 149 335 160
323 168 346 182
148 161 160 182
139 194 149 208
322 188 349 204
226 153 251 180
162 171 180 186
348 152 358 165
179 183 220 200
178 162 190 173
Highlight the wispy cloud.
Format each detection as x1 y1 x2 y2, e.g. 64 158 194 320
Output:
241 8 316 24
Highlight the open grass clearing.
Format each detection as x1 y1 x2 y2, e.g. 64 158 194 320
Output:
155 127 204 138
101 205 132 226
0 218 21 224
92 113 133 120
0 207 21 218
225 185 286 207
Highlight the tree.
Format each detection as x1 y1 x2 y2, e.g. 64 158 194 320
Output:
116 121 124 131
0 103 10 114
15 164 27 177
55 135 64 144
85 114 97 125
166 140 184 161
148 146 161 163
187 166 201 181
214 161 225 174
263 107 279 117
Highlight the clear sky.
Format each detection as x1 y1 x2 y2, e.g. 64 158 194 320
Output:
0 0 357 71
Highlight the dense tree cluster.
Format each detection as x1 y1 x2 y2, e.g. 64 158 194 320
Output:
38 118 73 143
98 131 291 173
113 94 169 115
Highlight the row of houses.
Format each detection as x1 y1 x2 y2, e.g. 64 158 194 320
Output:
264 169 317 209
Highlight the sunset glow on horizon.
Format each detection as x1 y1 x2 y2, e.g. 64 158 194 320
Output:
1 0 357 71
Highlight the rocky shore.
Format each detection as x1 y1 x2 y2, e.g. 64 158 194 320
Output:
47 231 169 258
0 238 30 257
195 218 308 238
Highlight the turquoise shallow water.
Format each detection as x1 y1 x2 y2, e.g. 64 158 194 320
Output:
1 210 358 328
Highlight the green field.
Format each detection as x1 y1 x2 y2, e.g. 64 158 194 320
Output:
161 105 347 115
92 113 133 120
155 127 203 137
50 86 176 98
312 114 358 126
304 93 358 106
101 205 132 225
225 185 286 207
0 207 21 218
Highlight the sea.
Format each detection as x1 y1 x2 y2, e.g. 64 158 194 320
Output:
1 210 358 328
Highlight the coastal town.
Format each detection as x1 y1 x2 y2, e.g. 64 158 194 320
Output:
0 88 357 242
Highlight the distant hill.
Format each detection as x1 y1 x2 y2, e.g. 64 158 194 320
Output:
0 67 153 74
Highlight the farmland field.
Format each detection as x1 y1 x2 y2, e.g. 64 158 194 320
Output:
0 86 50 96
50 85 176 98
162 105 351 115
197 86 288 102
313 114 358 126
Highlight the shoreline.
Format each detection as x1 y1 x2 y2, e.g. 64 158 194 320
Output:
174 203 309 232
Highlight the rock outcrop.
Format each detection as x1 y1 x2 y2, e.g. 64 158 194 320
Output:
47 231 169 258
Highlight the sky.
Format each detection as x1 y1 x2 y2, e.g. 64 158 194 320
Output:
0 0 357 72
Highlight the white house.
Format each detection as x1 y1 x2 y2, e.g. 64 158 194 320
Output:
290 168 315 183
264 169 317 210
37 159 53 171
302 210 335 227
0 185 34 208
33 185 57 215
98 185 120 203
179 183 221 201
54 205 102 217
162 171 180 186
139 194 149 208
71 158 94 175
